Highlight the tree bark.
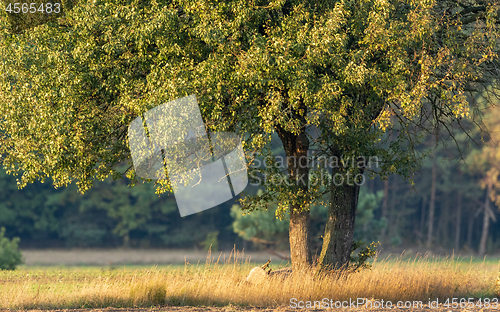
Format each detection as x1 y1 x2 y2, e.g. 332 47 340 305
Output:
479 180 492 257
419 195 427 245
380 178 389 243
427 160 437 248
387 176 398 240
123 233 130 249
289 206 311 270
439 196 449 246
455 192 462 252
317 172 362 271
276 126 312 272
467 210 474 249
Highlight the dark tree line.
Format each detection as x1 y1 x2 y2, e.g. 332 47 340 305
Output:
2 126 500 255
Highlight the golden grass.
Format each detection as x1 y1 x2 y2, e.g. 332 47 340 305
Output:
0 250 498 310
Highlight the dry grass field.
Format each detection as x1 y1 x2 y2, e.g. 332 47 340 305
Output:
1 250 500 311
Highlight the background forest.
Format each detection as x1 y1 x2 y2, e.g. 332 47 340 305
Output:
2 101 500 257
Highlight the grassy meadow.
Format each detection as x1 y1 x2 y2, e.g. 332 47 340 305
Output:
0 250 499 310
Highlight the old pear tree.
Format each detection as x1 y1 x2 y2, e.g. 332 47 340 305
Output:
1 0 500 272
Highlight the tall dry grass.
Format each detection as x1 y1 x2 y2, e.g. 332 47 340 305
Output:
0 250 498 309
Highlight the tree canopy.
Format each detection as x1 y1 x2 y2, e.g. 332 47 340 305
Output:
2 0 497 189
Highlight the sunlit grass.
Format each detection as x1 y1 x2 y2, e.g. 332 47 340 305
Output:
0 250 498 309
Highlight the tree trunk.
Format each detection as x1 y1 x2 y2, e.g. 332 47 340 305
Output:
427 160 437 248
479 180 492 257
317 173 362 271
276 126 312 272
388 176 398 240
467 210 474 249
419 195 427 245
380 178 389 243
455 192 462 252
439 197 449 247
289 207 311 270
123 233 130 249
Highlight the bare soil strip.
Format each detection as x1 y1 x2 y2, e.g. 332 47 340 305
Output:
20 249 285 266
15 305 500 311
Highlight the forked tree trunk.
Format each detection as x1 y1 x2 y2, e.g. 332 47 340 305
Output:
479 180 492 257
276 126 312 273
317 174 362 271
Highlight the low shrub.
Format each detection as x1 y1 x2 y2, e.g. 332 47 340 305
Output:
0 227 23 270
